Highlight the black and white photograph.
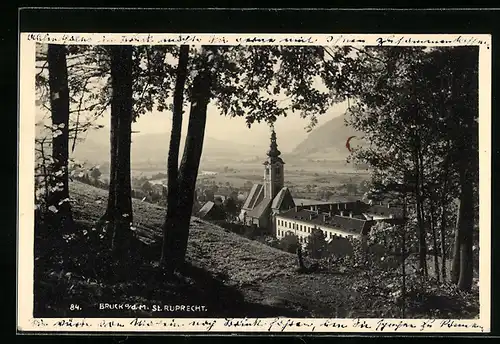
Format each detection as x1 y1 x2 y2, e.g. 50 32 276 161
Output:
17 32 491 333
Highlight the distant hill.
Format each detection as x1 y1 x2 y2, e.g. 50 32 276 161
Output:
290 114 364 161
68 129 267 166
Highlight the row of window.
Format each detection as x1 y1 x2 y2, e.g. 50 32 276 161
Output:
277 218 314 233
276 228 352 240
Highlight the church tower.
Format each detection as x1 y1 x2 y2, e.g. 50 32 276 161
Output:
263 127 285 199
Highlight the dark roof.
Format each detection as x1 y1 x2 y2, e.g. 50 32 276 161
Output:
246 197 272 220
242 183 264 210
197 201 216 218
294 201 368 216
366 205 403 218
277 208 374 235
271 187 295 210
293 198 332 206
197 201 226 220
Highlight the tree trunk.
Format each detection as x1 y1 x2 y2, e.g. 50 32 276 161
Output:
401 193 407 318
47 44 73 231
439 204 448 281
297 245 305 270
95 90 119 232
439 149 450 281
430 200 440 282
161 45 190 268
451 197 462 285
418 150 428 278
38 140 50 206
109 45 134 258
450 162 475 291
456 166 475 291
414 149 427 277
106 104 118 220
450 49 478 292
165 46 214 273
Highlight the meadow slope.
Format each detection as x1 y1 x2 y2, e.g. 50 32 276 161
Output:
37 181 478 319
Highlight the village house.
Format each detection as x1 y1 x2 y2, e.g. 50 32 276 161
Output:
196 201 226 221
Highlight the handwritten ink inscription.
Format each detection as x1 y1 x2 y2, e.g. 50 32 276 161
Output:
26 317 485 332
376 35 490 49
24 33 489 50
27 33 92 43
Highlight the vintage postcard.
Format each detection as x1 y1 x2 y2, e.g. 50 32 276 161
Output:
17 32 491 334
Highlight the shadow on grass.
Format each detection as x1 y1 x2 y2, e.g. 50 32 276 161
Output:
179 262 308 318
405 291 479 318
34 224 308 319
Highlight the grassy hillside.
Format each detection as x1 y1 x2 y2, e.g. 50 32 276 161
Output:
34 181 479 319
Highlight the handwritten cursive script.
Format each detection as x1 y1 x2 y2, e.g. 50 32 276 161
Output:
23 33 490 50
24 317 486 333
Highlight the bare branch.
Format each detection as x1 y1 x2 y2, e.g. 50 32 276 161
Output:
71 75 93 153
35 60 49 80
349 46 387 64
136 46 153 106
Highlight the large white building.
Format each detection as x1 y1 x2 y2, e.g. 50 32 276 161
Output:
276 207 370 242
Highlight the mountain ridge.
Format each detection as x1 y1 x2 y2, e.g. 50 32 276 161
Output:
67 129 268 165
290 114 363 160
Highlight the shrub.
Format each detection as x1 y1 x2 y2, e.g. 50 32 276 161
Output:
279 234 299 254
241 226 258 240
306 228 327 259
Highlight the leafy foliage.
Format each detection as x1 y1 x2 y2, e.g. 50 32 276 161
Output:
90 167 101 181
320 46 479 289
279 233 299 254
306 227 328 259
222 197 238 219
208 46 341 129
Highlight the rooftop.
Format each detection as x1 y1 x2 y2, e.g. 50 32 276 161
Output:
246 197 272 219
292 198 332 206
272 187 295 210
277 207 374 235
242 183 264 210
197 201 216 218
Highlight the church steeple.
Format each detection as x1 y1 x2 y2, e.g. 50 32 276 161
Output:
263 125 285 199
267 125 284 164
267 129 281 158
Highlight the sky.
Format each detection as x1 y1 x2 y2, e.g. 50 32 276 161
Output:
34 44 350 153
36 99 348 153
125 101 348 152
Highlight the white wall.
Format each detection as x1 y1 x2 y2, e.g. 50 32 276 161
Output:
363 212 395 221
275 216 360 244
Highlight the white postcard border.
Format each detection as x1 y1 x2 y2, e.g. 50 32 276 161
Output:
17 33 492 334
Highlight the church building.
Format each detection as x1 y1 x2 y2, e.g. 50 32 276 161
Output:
239 128 405 244
239 128 295 231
